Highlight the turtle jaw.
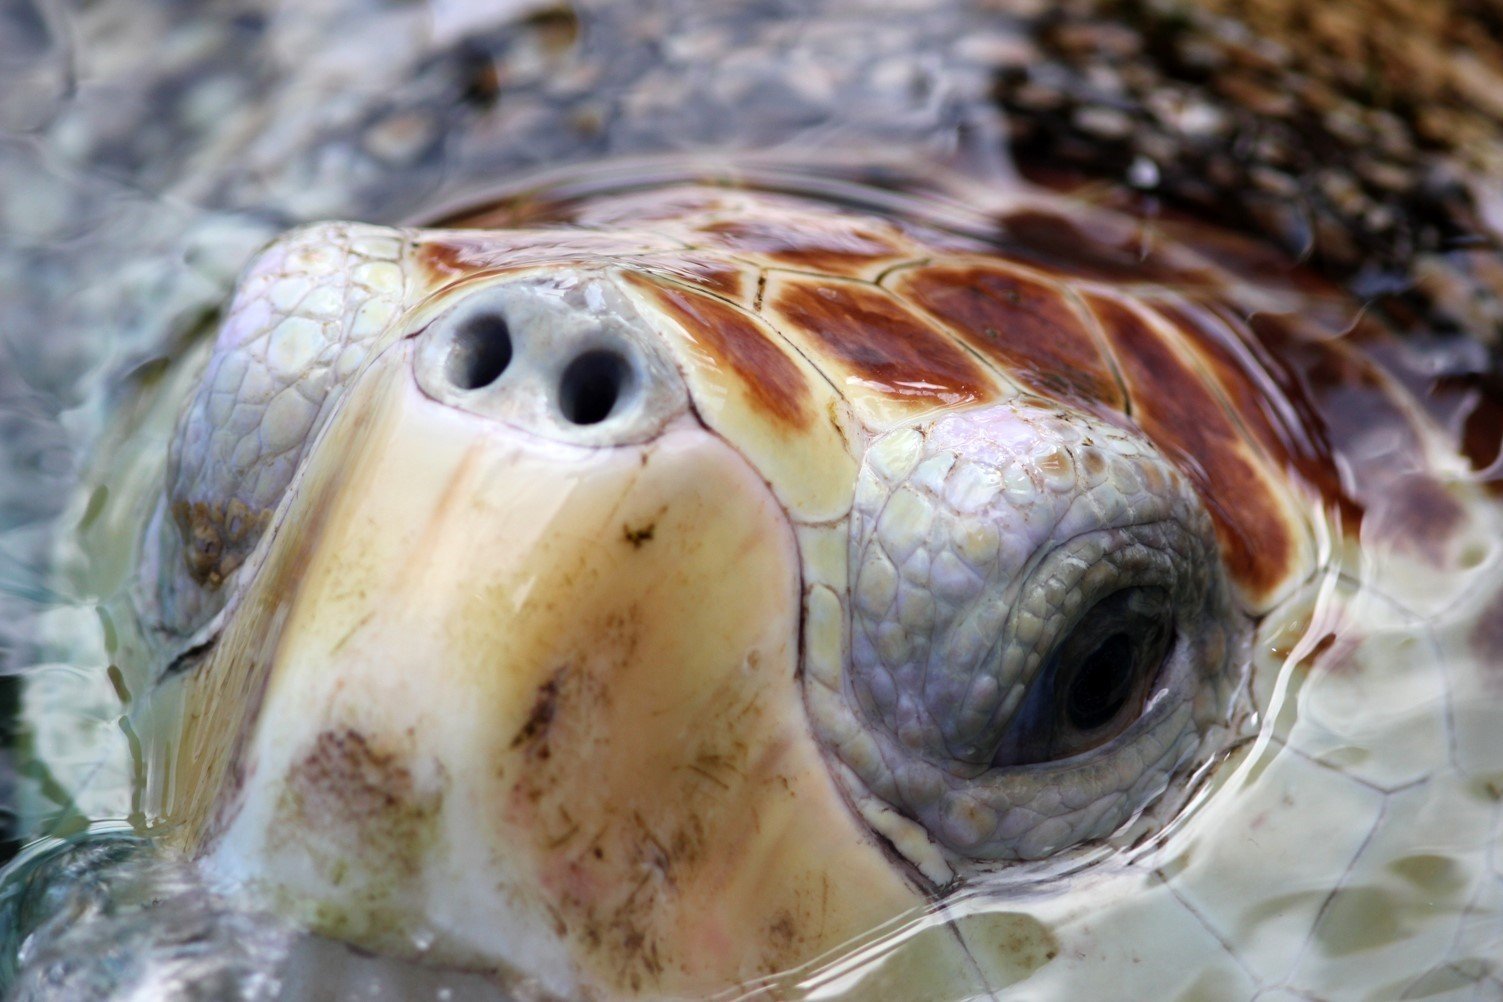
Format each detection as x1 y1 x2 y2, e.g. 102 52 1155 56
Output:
157 342 928 997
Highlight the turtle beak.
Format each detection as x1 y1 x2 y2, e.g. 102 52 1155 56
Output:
153 318 930 995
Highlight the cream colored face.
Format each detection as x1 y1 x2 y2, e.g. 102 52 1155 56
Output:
175 351 943 998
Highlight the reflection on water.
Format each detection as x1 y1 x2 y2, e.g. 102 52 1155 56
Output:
2 834 516 1000
2 0 1503 999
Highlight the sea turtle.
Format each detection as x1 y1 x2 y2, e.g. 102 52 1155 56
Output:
4 1 1503 1000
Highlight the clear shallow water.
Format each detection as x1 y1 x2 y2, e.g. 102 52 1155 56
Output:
3 1 1503 999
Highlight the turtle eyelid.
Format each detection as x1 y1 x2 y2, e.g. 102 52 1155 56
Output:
816 401 1249 867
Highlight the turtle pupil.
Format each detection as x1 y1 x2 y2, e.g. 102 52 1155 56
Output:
446 313 513 389
1064 632 1137 731
560 349 628 425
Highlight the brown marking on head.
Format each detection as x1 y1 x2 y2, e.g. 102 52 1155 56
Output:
1154 300 1363 527
171 497 272 588
415 232 680 289
994 209 1215 287
891 263 1124 409
417 239 472 285
628 274 814 427
767 910 798 951
1155 216 1300 284
504 661 609 814
1014 176 1359 332
1089 293 1298 598
437 185 749 231
770 278 991 405
495 602 818 994
276 728 445 883
510 668 564 761
699 217 910 275
1294 632 1349 676
622 521 656 548
978 912 1061 973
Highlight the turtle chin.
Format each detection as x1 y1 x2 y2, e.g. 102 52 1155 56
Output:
150 340 927 998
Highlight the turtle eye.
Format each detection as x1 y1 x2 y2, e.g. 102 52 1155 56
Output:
819 402 1250 866
992 588 1176 767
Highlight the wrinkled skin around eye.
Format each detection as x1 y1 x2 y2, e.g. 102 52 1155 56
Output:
821 402 1249 865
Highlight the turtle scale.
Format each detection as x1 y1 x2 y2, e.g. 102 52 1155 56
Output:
888 261 1128 411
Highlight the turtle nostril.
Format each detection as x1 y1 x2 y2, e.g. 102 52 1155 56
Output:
559 349 630 425
413 279 687 443
445 313 513 390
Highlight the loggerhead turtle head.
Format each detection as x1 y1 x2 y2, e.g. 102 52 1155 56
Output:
134 179 1355 999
